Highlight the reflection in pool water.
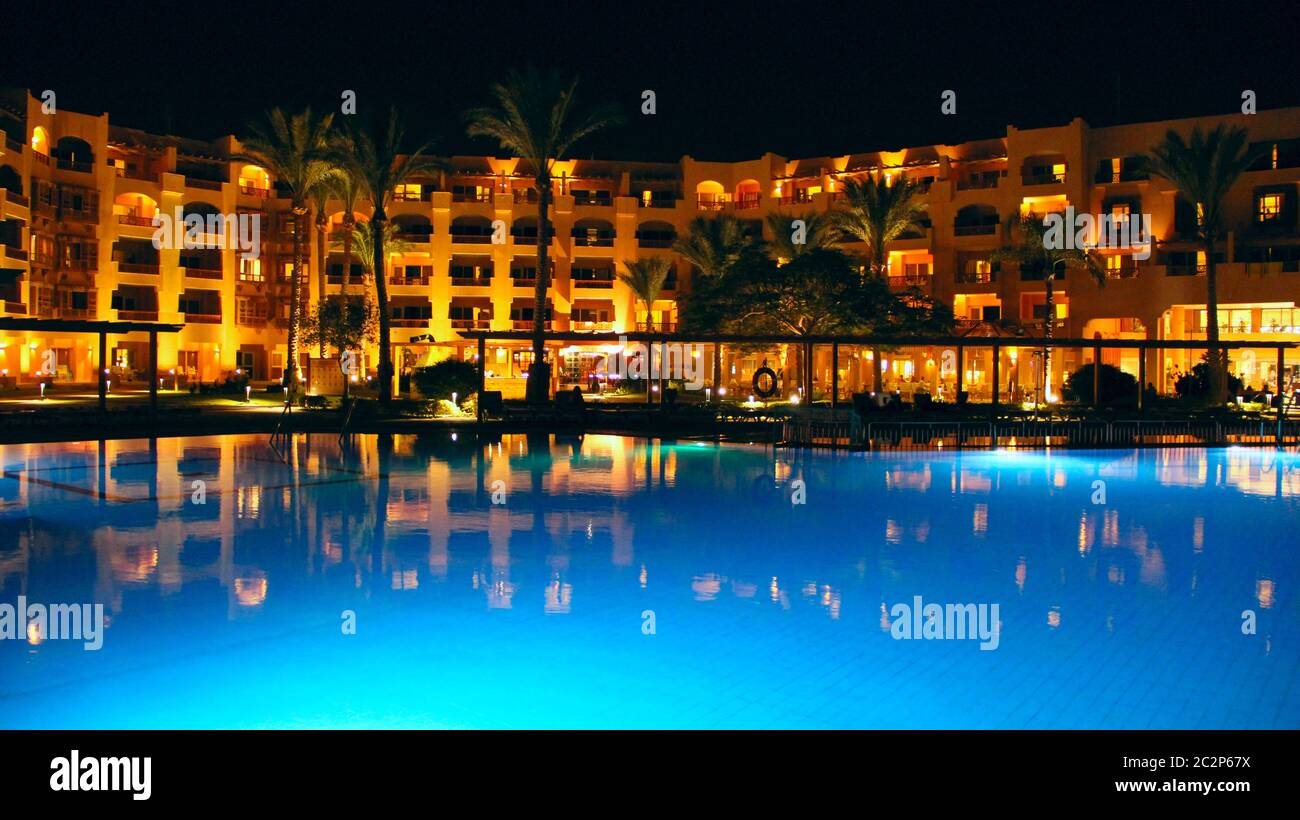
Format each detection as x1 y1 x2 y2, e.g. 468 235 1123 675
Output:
1 434 1297 728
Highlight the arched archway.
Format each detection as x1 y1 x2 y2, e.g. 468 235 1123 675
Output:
735 179 761 209
29 126 49 157
955 204 999 236
695 180 726 210
114 193 159 225
55 136 94 172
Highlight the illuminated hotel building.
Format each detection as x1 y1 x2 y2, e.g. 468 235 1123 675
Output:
2 86 1299 398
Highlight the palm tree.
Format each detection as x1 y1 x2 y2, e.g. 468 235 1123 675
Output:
342 222 410 279
673 214 753 390
766 210 839 262
238 108 335 394
466 68 621 403
992 214 1106 402
307 169 344 358
833 174 928 274
1143 125 1265 404
619 257 673 332
833 174 929 390
337 108 439 404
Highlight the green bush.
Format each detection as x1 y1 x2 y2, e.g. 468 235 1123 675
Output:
1176 360 1243 400
1062 363 1138 404
412 359 480 402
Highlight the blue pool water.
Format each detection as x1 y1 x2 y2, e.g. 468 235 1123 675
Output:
1 433 1297 729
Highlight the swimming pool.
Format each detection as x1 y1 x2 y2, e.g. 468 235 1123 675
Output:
1 433 1296 729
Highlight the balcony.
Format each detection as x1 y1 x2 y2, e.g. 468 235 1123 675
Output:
56 158 94 174
118 262 160 275
1166 264 1206 277
3 244 28 261
3 300 26 314
453 190 493 204
954 224 997 237
450 275 493 287
572 234 614 248
118 213 156 227
394 229 433 244
390 273 430 286
117 310 159 321
451 319 492 330
239 184 270 198
956 176 1000 191
33 152 49 166
888 274 931 290
450 231 493 245
512 189 539 205
183 266 223 280
571 320 615 332
1021 172 1066 187
1104 262 1140 279
185 176 224 191
391 317 428 328
512 320 552 331
696 194 729 211
327 274 367 286
573 276 614 289
955 270 996 284
4 137 22 153
4 191 28 207
511 276 538 289
733 195 762 211
573 192 613 207
638 197 678 209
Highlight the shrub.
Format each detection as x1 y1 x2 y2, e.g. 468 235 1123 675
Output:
412 359 479 402
1176 359 1243 400
1062 363 1138 404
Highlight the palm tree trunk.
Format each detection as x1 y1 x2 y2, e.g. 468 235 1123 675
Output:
530 176 551 403
316 216 327 358
373 208 392 404
1043 273 1054 401
288 205 304 394
1204 237 1225 404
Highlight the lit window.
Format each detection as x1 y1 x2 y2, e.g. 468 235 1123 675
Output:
239 257 263 282
1258 193 1283 222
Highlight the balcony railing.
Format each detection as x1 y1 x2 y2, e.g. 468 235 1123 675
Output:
573 193 613 207
955 270 996 284
511 276 538 288
118 261 160 275
954 224 998 236
391 317 429 327
394 229 433 243
4 137 22 153
390 273 430 286
117 309 159 321
1104 262 1140 279
451 319 492 330
118 213 156 227
3 245 28 261
56 158 94 173
4 191 28 207
33 152 49 166
450 275 493 287
637 237 675 249
734 196 762 210
956 177 1000 191
3 301 26 314
888 274 931 289
239 184 270 198
696 195 729 211
512 320 552 331
638 197 678 208
571 321 615 332
573 277 614 288
512 189 539 205
1022 172 1066 186
453 191 493 203
183 267 223 280
327 274 367 286
572 235 614 247
185 176 224 191
1166 264 1206 277
450 232 493 244
183 313 222 324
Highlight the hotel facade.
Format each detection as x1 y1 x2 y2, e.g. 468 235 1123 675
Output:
2 87 1299 401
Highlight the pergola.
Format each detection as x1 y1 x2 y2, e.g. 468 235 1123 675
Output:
0 317 184 414
461 330 1299 412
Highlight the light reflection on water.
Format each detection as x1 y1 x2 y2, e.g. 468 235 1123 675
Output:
0 434 1297 728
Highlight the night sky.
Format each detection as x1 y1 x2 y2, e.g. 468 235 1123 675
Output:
2 0 1297 162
